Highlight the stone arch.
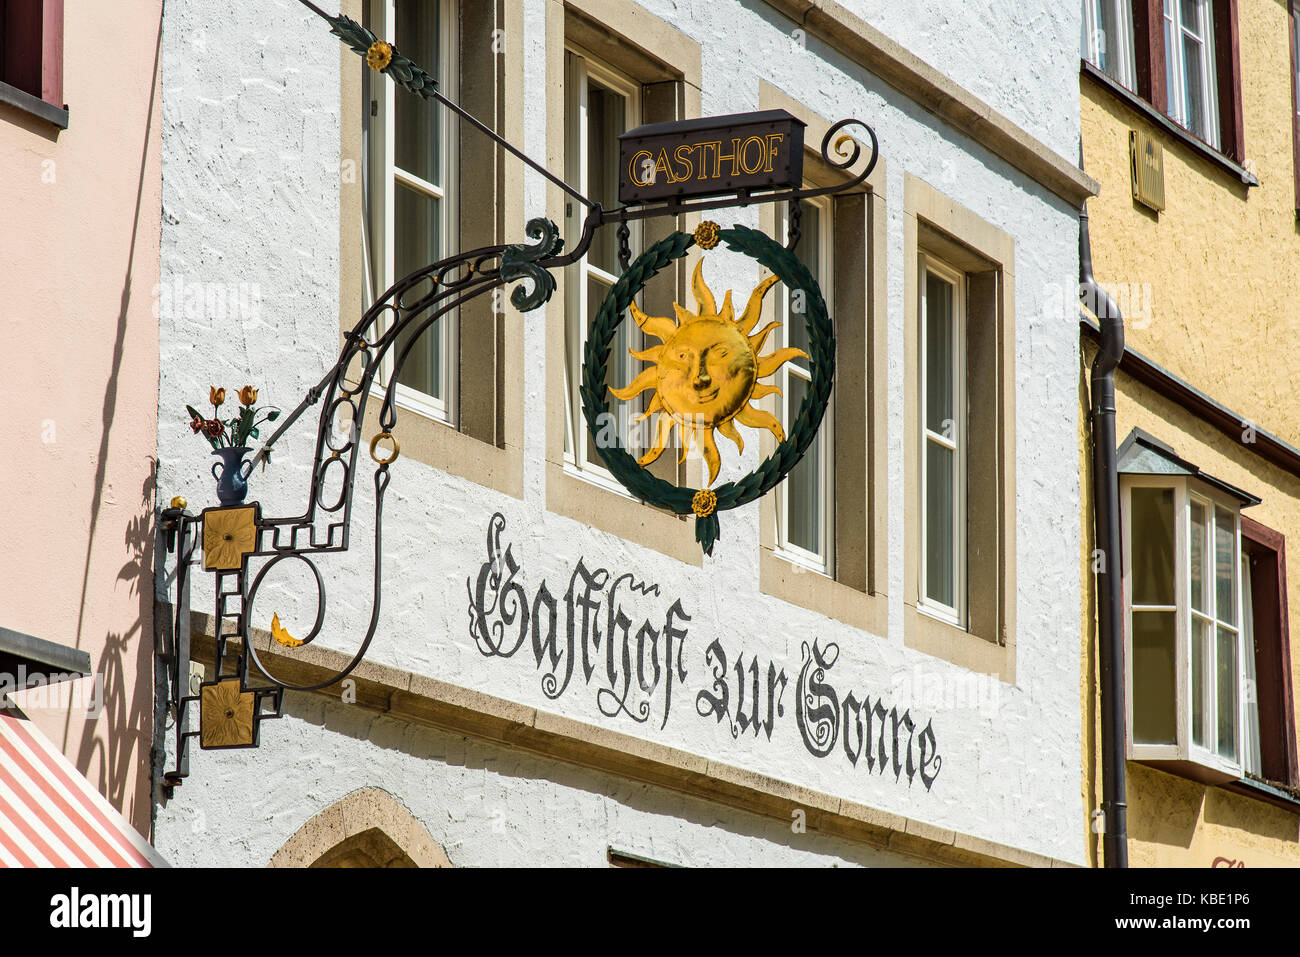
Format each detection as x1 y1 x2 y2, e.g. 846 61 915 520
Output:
269 786 452 868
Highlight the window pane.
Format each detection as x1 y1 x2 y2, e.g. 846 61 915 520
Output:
1133 610 1178 745
1214 507 1236 626
394 183 442 396
1216 624 1238 761
786 375 821 555
924 271 955 435
1180 0 1199 32
587 273 631 459
788 203 820 362
1191 615 1209 749
586 80 626 275
1183 34 1206 139
1097 0 1120 76
925 441 955 608
1190 499 1208 614
394 0 441 186
1163 7 1180 122
1130 487 1175 606
1241 558 1262 775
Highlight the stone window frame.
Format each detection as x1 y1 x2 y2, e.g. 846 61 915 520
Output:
755 81 888 636
543 0 704 566
903 173 1017 682
339 0 527 498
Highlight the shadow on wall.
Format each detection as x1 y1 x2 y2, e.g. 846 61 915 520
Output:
65 12 163 839
1124 762 1204 850
74 465 157 837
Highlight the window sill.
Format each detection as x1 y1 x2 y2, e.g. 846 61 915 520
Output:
1226 776 1300 814
758 545 888 635
1080 61 1258 188
545 459 701 567
902 601 1014 683
0 81 68 130
1135 758 1300 814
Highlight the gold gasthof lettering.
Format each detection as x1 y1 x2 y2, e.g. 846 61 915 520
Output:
608 259 807 486
627 133 785 189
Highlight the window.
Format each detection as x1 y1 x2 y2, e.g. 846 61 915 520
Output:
0 0 65 126
1239 517 1299 789
1080 0 1246 164
366 0 458 424
562 47 643 491
918 255 966 626
1082 0 1137 89
903 174 1015 680
543 1 701 564
775 198 835 575
1117 431 1299 785
1162 0 1220 148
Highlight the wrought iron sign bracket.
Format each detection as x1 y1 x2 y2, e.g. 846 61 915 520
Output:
155 1 879 788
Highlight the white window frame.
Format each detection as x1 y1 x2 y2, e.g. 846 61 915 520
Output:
562 46 644 495
1121 474 1247 779
918 255 967 628
1082 0 1138 90
775 197 835 576
365 0 459 425
1163 0 1221 148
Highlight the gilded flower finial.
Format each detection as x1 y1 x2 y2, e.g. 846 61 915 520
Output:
692 488 717 518
694 220 721 250
366 41 393 72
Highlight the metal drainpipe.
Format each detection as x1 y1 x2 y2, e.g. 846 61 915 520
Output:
1080 203 1129 868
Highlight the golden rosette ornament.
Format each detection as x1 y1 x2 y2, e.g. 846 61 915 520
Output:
366 41 393 71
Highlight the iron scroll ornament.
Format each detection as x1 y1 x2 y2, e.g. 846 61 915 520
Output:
580 224 834 555
156 0 879 786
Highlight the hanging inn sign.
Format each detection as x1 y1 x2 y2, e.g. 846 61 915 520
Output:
155 0 881 785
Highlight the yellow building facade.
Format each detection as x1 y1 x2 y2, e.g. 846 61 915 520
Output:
1080 0 1300 866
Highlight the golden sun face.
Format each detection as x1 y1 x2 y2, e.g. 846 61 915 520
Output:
610 259 808 486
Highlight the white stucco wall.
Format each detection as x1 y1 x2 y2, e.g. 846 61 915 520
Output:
155 0 1085 866
835 0 1083 162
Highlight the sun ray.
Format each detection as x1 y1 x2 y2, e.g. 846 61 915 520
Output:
629 300 678 342
717 289 735 324
630 344 663 363
750 382 780 400
718 418 744 454
737 274 781 334
756 346 809 378
698 427 721 485
637 412 674 467
609 366 658 401
747 320 781 353
736 404 786 442
634 393 665 422
691 259 717 316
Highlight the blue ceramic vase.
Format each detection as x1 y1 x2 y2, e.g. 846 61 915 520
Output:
212 446 254 506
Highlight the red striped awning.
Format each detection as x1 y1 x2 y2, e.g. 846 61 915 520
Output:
0 713 167 867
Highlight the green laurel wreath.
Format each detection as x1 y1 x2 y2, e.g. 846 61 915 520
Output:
580 224 835 556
